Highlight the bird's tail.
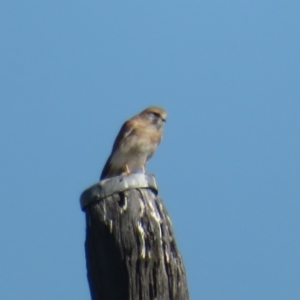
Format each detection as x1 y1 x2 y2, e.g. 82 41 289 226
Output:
100 155 124 180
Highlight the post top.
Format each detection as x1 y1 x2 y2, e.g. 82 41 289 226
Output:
80 173 158 210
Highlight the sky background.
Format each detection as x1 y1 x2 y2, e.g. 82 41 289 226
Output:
1 1 300 299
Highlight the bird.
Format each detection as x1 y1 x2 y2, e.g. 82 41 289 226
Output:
100 106 167 180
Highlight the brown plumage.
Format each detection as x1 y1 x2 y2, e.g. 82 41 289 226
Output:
100 106 167 180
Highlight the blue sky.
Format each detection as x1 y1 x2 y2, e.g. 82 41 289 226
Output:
1 1 300 299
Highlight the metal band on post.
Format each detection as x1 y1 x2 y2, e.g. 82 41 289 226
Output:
80 173 158 210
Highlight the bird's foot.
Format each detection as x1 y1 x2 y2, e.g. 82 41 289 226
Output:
121 164 131 176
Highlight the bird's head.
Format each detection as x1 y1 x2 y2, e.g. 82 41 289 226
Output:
140 106 167 130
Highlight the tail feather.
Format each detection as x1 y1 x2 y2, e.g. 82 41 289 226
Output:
100 154 124 180
100 155 112 180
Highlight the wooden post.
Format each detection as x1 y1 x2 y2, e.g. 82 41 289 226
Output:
80 173 189 300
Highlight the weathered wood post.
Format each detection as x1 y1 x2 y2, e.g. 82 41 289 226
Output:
80 173 189 300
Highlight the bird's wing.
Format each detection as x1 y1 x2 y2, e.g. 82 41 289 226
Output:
100 119 137 180
111 119 137 154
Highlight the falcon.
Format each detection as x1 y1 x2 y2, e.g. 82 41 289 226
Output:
100 106 167 180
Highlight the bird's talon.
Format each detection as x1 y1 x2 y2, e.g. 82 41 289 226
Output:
124 164 130 175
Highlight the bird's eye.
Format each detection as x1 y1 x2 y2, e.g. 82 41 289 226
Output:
151 112 160 118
